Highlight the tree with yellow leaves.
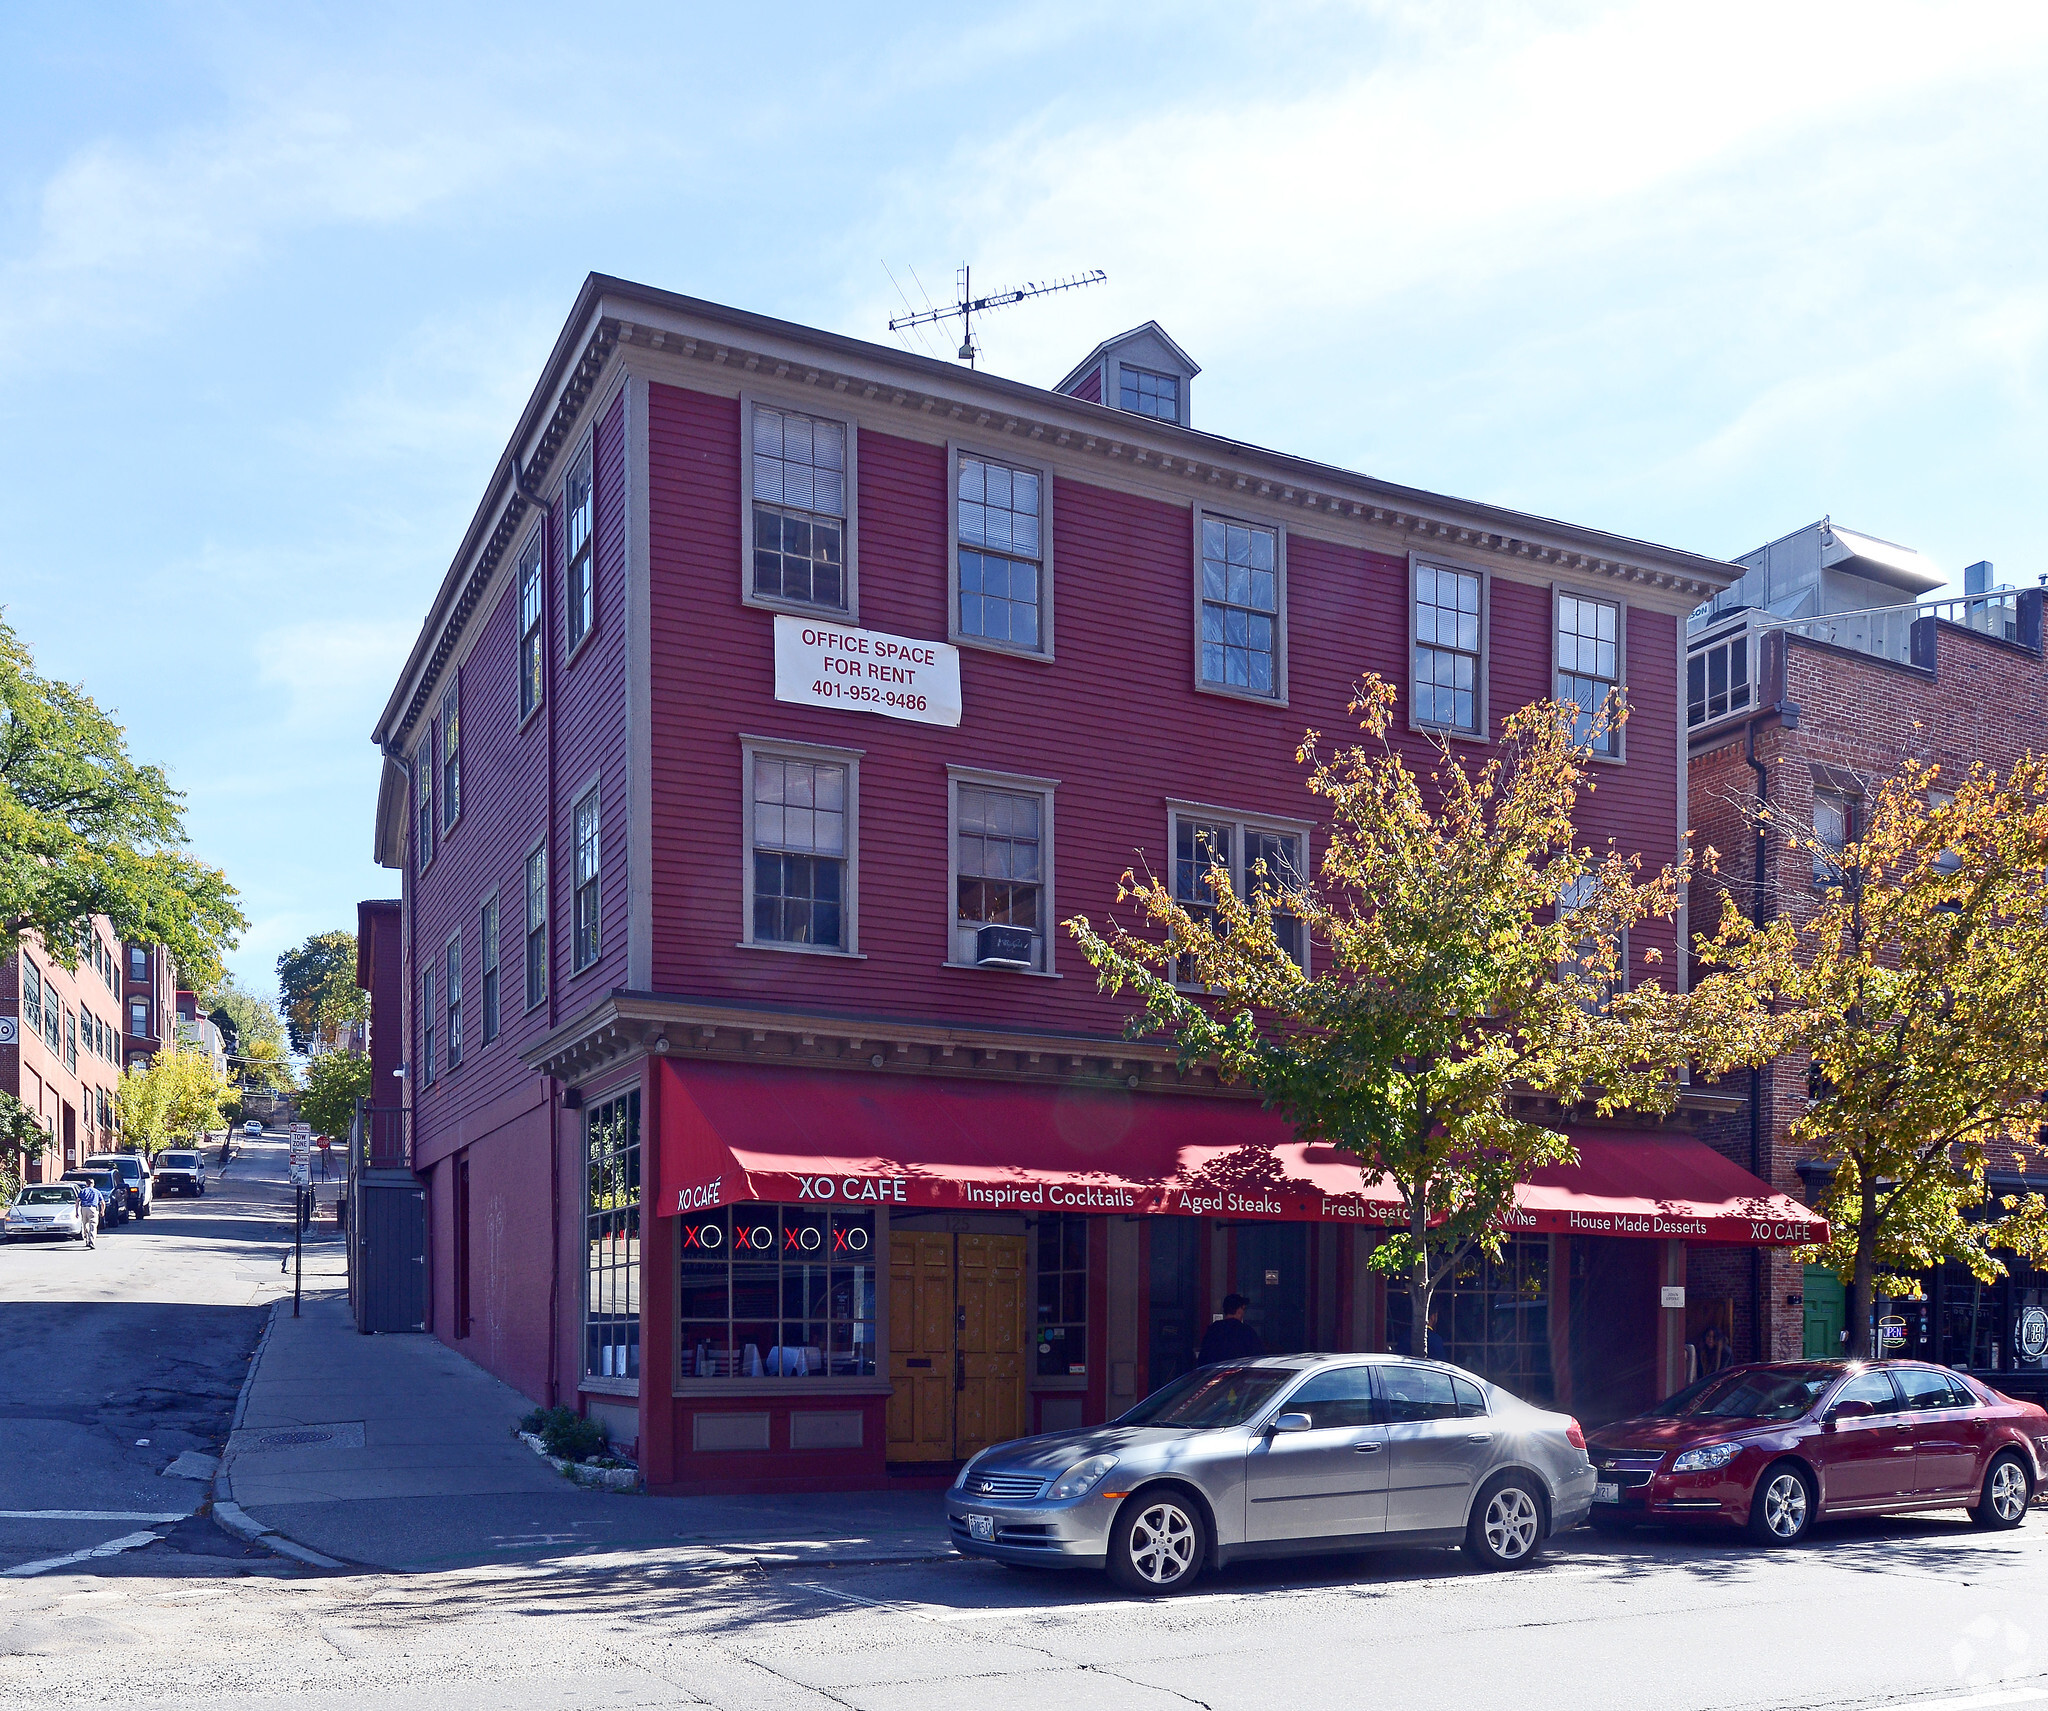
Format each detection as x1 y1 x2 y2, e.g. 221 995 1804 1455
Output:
117 1041 233 1158
1702 758 2048 1355
1068 674 1787 1346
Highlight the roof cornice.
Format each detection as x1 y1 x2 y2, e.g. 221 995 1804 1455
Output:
376 273 1743 748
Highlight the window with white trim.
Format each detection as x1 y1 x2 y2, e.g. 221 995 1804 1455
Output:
441 685 461 830
517 529 545 720
1119 367 1180 421
128 945 147 983
524 842 548 1010
129 999 148 1038
750 404 847 611
1813 792 1855 887
1199 515 1282 698
1414 563 1483 735
584 1088 641 1382
479 895 500 1045
415 747 434 873
1556 593 1620 757
444 932 462 1071
1169 807 1306 978
1556 873 1623 1008
747 749 855 952
955 453 1044 653
573 785 602 972
952 777 1050 972
566 442 594 652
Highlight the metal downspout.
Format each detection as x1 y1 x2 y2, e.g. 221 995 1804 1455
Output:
1746 717 1769 1362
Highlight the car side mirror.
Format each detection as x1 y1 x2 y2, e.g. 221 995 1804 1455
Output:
1825 1398 1874 1429
1270 1412 1313 1434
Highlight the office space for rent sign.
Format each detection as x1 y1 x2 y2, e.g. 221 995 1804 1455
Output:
773 615 961 727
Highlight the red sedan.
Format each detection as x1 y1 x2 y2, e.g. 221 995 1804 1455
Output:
1584 1360 2048 1545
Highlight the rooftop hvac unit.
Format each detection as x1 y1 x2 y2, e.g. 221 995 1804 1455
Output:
974 924 1035 969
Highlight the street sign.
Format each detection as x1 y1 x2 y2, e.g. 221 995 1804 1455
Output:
1660 1286 1686 1309
0 1017 16 1045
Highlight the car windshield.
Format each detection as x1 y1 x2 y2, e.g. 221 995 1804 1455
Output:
160 1153 197 1167
1116 1366 1295 1429
1643 1366 1839 1423
17 1186 77 1205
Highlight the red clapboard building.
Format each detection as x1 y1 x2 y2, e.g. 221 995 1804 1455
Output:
361 275 1822 1495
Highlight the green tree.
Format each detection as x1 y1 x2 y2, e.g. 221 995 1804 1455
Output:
0 615 245 982
276 930 368 1054
237 1035 299 1095
1067 676 1786 1345
206 977 286 1058
1702 757 2048 1351
299 1049 372 1143
0 1089 47 1199
116 1043 232 1157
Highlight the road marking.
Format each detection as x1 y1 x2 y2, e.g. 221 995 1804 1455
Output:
3 1529 163 1577
0 1510 189 1522
1850 1693 2048 1711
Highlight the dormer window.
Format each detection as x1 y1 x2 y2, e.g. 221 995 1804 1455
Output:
1118 367 1180 422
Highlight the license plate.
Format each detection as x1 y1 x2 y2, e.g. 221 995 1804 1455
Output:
1594 1481 1620 1504
967 1514 994 1541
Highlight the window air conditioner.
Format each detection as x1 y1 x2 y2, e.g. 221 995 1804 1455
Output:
974 925 1035 969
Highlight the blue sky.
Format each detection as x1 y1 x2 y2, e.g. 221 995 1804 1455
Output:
4 1 2046 999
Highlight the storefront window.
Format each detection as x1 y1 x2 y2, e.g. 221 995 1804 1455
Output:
1035 1213 1088 1377
583 1090 641 1382
678 1203 876 1379
1387 1236 1552 1404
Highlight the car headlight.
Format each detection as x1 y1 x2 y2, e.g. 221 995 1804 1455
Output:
1671 1442 1743 1473
1049 1455 1118 1502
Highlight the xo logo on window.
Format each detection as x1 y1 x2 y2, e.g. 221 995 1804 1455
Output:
681 1221 724 1251
833 1224 871 1253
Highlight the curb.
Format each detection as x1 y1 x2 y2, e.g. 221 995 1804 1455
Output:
517 1432 641 1492
208 1296 349 1572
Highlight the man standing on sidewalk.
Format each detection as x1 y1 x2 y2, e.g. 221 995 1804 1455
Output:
76 1179 102 1249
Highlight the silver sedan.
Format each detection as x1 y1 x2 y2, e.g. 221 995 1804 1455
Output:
947 1354 1596 1593
2 1183 86 1243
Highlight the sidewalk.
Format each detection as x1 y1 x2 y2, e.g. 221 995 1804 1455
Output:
218 1247 950 1573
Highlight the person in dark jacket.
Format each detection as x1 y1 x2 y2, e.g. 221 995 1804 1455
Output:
1197 1294 1265 1364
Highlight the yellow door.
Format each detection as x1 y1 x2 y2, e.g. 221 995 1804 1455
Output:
956 1233 1027 1461
887 1233 956 1462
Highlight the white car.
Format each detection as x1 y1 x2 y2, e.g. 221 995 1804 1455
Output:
244 1120 263 1136
4 1183 86 1243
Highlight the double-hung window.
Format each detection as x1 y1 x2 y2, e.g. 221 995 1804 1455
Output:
748 403 851 613
130 999 148 1038
1198 514 1283 699
573 786 602 971
479 896 500 1045
1413 562 1484 736
22 961 41 1039
1813 792 1856 887
64 1009 77 1073
524 842 548 1010
129 945 147 983
745 744 857 953
584 1089 641 1382
1556 592 1621 758
416 747 434 872
440 684 461 831
954 451 1047 654
517 529 545 721
444 933 463 1071
1556 873 1622 1008
1119 366 1180 421
565 443 594 653
45 987 61 1051
950 771 1055 973
1168 805 1309 980
420 970 435 1087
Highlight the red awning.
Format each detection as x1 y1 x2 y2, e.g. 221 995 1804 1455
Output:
655 1060 1826 1246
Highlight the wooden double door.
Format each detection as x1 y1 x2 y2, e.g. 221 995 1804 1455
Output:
887 1231 1026 1463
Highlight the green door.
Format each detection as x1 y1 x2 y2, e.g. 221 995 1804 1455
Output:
1803 1266 1845 1358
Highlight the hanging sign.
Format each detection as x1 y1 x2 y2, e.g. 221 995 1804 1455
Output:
773 615 962 727
2018 1306 2048 1363
1878 1315 1907 1349
0 1017 16 1046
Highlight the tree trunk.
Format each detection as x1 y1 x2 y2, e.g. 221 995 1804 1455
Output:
1410 1181 1432 1360
1847 1175 1879 1361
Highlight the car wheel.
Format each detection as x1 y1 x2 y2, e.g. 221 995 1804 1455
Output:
1747 1462 1814 1546
1464 1474 1547 1570
1106 1488 1206 1595
1969 1452 2032 1530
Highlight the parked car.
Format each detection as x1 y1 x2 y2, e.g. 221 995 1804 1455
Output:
81 1152 151 1220
244 1119 263 1137
3 1182 85 1243
60 1169 128 1227
946 1354 1594 1593
1586 1359 2048 1545
152 1149 207 1197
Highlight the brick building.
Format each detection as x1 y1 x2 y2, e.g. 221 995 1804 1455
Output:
1687 521 2048 1395
120 940 177 1072
359 276 1825 1494
3 919 132 1179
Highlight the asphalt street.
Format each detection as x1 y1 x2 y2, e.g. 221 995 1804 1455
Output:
0 1132 322 1578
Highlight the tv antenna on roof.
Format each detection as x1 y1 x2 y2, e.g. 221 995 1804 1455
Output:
889 263 1106 368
